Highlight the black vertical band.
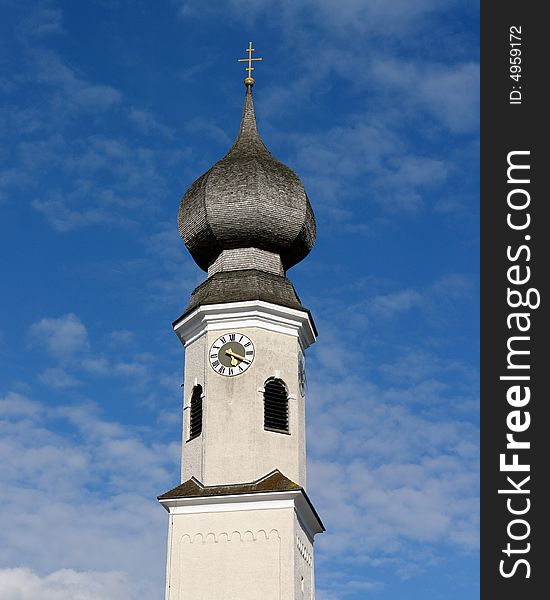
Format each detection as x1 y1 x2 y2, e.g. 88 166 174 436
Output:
481 3 547 597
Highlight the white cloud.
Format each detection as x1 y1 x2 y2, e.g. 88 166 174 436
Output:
26 313 166 394
26 132 178 232
369 289 423 317
0 391 179 591
107 330 135 346
0 377 477 598
1 25 185 234
16 4 64 40
303 296 479 578
39 367 80 388
33 50 122 114
316 572 383 600
0 391 41 419
128 107 173 138
184 116 232 146
174 0 478 235
372 59 480 134
178 0 458 35
28 313 90 360
71 84 122 113
286 110 453 220
333 274 475 326
2 5 478 599
309 412 478 561
379 348 475 384
31 197 115 232
0 567 147 600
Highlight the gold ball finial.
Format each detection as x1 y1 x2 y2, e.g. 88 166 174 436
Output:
238 41 263 87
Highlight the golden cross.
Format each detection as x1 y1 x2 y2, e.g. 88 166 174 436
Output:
238 41 263 86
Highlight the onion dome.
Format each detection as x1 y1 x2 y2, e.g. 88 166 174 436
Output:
177 86 315 316
178 87 316 274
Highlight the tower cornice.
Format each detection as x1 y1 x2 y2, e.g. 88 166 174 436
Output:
173 299 317 350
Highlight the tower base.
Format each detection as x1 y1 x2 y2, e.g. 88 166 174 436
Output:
158 471 324 600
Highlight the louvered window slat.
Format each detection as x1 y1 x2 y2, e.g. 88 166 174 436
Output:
189 385 203 439
265 407 287 416
263 378 289 433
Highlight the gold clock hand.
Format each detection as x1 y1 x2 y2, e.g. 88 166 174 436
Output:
225 348 250 363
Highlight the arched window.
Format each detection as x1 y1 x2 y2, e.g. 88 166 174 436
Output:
263 378 289 433
189 384 203 440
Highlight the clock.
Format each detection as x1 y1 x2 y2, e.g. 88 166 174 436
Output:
209 333 255 377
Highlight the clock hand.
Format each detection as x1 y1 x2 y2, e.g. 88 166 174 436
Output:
225 348 250 363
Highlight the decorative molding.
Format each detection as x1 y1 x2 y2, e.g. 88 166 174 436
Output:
173 300 317 350
180 528 280 544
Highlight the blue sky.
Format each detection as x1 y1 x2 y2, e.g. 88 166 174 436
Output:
0 1 479 598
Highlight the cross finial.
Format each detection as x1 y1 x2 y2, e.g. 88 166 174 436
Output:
238 41 263 87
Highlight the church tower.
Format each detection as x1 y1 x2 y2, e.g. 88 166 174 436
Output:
158 43 324 600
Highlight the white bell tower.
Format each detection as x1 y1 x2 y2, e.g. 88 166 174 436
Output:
159 44 324 600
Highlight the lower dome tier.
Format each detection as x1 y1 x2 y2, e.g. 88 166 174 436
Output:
182 269 305 317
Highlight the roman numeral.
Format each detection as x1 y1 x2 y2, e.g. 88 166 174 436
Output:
228 368 234 375
238 335 243 342
220 336 226 344
218 366 226 374
245 351 253 356
229 333 236 341
210 354 217 359
244 342 252 347
212 360 220 368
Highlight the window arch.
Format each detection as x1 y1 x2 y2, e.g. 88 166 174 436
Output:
263 378 289 433
189 384 203 440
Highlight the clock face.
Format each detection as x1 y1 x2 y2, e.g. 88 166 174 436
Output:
209 333 255 377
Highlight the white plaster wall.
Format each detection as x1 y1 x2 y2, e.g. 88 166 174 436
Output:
165 505 297 600
181 323 308 488
293 512 314 600
181 334 206 482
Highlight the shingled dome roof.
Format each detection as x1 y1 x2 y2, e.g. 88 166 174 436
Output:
178 87 316 272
